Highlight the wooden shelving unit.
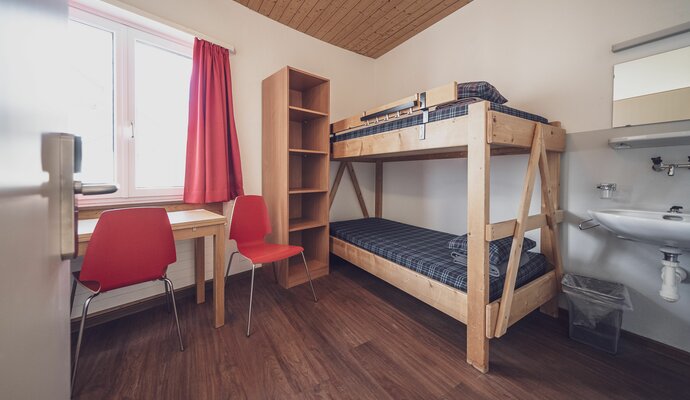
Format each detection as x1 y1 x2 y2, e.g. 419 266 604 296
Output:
262 66 330 289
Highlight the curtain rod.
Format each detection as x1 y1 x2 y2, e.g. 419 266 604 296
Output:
612 21 690 53
91 0 237 54
168 25 237 55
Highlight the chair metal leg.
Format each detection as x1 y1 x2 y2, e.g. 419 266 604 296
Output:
71 293 98 395
163 276 171 314
224 251 238 288
301 252 318 303
272 262 278 283
246 264 256 337
70 277 77 312
162 277 184 352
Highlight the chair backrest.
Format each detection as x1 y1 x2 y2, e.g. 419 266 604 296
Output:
229 195 271 247
79 208 176 292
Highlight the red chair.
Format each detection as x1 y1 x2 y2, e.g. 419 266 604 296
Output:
71 208 183 393
224 195 318 337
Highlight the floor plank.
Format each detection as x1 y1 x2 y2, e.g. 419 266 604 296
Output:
72 258 690 399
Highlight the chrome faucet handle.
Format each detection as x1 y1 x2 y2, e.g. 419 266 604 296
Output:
669 206 683 213
596 183 616 190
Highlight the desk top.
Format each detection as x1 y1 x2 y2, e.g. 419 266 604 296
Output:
78 209 227 243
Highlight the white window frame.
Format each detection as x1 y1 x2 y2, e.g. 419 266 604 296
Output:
69 3 193 207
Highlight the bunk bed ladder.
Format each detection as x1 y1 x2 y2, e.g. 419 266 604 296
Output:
493 123 564 338
538 133 565 289
493 125 543 338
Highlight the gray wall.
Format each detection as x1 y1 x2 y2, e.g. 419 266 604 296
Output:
564 122 690 351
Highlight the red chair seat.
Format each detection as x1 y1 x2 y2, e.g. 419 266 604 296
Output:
238 242 303 264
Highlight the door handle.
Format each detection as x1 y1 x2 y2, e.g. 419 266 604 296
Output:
44 133 122 260
73 181 119 196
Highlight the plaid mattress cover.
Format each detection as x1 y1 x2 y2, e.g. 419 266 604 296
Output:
331 101 548 143
330 218 548 301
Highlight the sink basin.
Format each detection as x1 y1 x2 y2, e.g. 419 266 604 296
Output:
589 209 690 249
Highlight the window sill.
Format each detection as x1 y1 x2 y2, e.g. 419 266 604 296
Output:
77 194 184 208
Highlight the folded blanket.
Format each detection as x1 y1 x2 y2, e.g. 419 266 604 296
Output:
457 81 508 104
448 234 537 265
451 251 532 278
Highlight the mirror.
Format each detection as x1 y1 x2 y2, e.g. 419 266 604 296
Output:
613 46 690 127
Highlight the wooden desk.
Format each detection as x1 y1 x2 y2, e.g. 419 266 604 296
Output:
78 209 228 328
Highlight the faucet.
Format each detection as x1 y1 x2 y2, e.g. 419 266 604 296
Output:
651 156 690 176
668 206 683 214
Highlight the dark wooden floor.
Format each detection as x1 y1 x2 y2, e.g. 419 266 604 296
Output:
72 257 690 399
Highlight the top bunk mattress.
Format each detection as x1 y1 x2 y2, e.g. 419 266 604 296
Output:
331 100 548 143
330 218 548 302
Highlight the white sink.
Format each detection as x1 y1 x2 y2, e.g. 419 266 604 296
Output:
589 209 690 249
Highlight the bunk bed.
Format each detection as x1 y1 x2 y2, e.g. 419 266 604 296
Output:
328 81 566 373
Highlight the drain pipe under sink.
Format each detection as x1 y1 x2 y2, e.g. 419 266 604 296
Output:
659 247 688 302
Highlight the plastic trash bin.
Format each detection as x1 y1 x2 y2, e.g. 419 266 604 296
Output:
562 274 633 354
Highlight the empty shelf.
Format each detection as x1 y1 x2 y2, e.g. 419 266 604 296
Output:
289 218 326 232
289 106 328 121
289 187 328 194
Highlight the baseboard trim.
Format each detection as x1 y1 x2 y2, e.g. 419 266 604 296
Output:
70 269 254 333
619 328 690 365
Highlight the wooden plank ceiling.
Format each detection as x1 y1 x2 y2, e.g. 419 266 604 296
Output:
234 0 472 58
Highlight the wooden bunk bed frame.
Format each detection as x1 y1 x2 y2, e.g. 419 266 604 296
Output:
328 84 566 373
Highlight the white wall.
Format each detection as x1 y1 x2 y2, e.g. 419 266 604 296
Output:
371 0 690 351
72 0 377 317
564 125 690 351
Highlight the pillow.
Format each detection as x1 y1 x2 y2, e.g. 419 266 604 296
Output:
457 81 508 104
448 234 537 265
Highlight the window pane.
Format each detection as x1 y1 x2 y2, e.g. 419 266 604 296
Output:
68 20 115 184
134 40 191 189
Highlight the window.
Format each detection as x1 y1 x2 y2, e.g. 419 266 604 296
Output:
68 6 193 205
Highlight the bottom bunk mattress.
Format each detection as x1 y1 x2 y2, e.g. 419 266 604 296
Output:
330 218 548 302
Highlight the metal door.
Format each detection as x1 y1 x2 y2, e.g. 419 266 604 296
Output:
0 1 116 397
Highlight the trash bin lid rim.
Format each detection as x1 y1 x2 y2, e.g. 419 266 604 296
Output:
562 273 629 302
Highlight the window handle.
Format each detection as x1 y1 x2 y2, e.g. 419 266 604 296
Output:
130 121 135 138
73 182 119 196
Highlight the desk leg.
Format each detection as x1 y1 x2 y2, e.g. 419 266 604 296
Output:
194 237 205 304
213 225 226 328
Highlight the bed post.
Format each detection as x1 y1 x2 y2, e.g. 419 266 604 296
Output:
467 101 490 373
540 146 562 317
538 130 565 290
375 161 383 218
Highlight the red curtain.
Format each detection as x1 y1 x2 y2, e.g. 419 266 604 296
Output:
184 38 244 203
